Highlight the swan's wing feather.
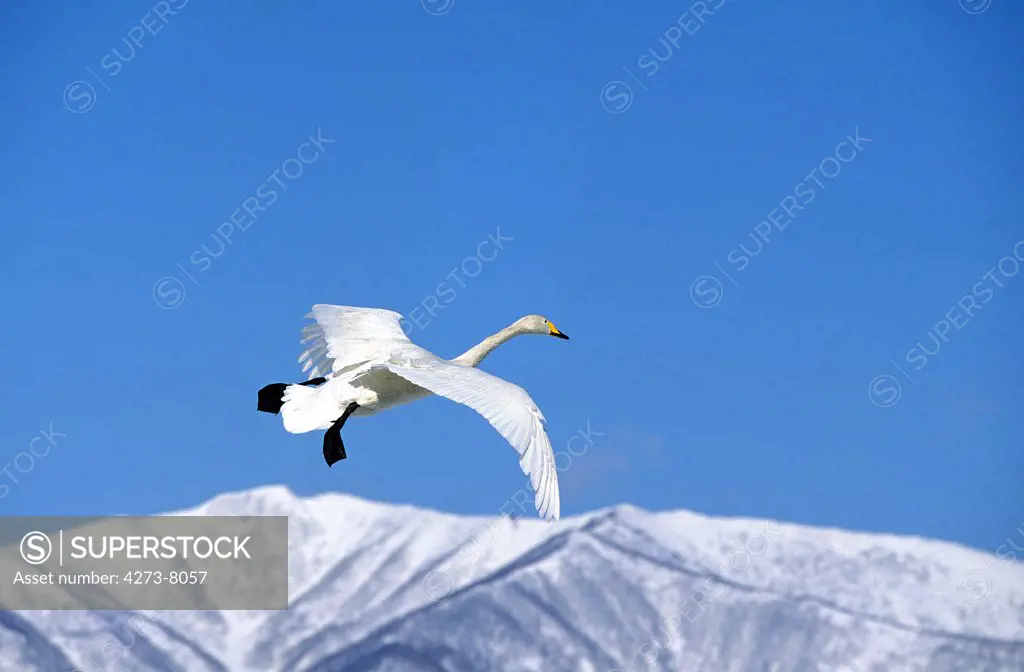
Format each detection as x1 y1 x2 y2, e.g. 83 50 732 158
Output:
298 305 411 377
385 355 560 521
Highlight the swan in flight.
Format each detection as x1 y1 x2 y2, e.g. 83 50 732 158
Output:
257 305 570 521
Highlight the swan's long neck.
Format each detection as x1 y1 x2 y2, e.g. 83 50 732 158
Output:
450 324 524 367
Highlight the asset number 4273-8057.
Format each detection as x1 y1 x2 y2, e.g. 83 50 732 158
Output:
123 570 207 585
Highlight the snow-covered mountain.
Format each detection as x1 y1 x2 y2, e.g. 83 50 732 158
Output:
2 485 1022 671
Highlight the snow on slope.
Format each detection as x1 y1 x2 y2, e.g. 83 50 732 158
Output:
2 485 1022 671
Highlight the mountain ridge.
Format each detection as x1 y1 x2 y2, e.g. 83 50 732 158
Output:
2 485 1022 671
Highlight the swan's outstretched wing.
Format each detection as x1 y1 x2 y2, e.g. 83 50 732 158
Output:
298 305 412 377
385 355 561 521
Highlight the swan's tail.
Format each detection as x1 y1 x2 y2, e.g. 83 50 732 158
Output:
257 378 331 434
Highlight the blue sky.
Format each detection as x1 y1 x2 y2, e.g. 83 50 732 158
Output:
0 0 1021 553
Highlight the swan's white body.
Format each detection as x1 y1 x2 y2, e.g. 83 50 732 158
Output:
276 305 566 521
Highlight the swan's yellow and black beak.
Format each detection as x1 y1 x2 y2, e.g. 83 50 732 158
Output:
547 322 569 340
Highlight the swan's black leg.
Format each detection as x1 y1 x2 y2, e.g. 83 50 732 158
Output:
323 402 359 467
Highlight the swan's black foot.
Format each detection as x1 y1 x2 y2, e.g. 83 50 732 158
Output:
257 383 289 414
323 402 359 467
323 429 347 466
258 377 327 414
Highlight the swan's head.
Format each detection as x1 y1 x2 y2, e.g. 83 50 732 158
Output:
518 315 569 340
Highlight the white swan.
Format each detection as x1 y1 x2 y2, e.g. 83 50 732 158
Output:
257 305 570 521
